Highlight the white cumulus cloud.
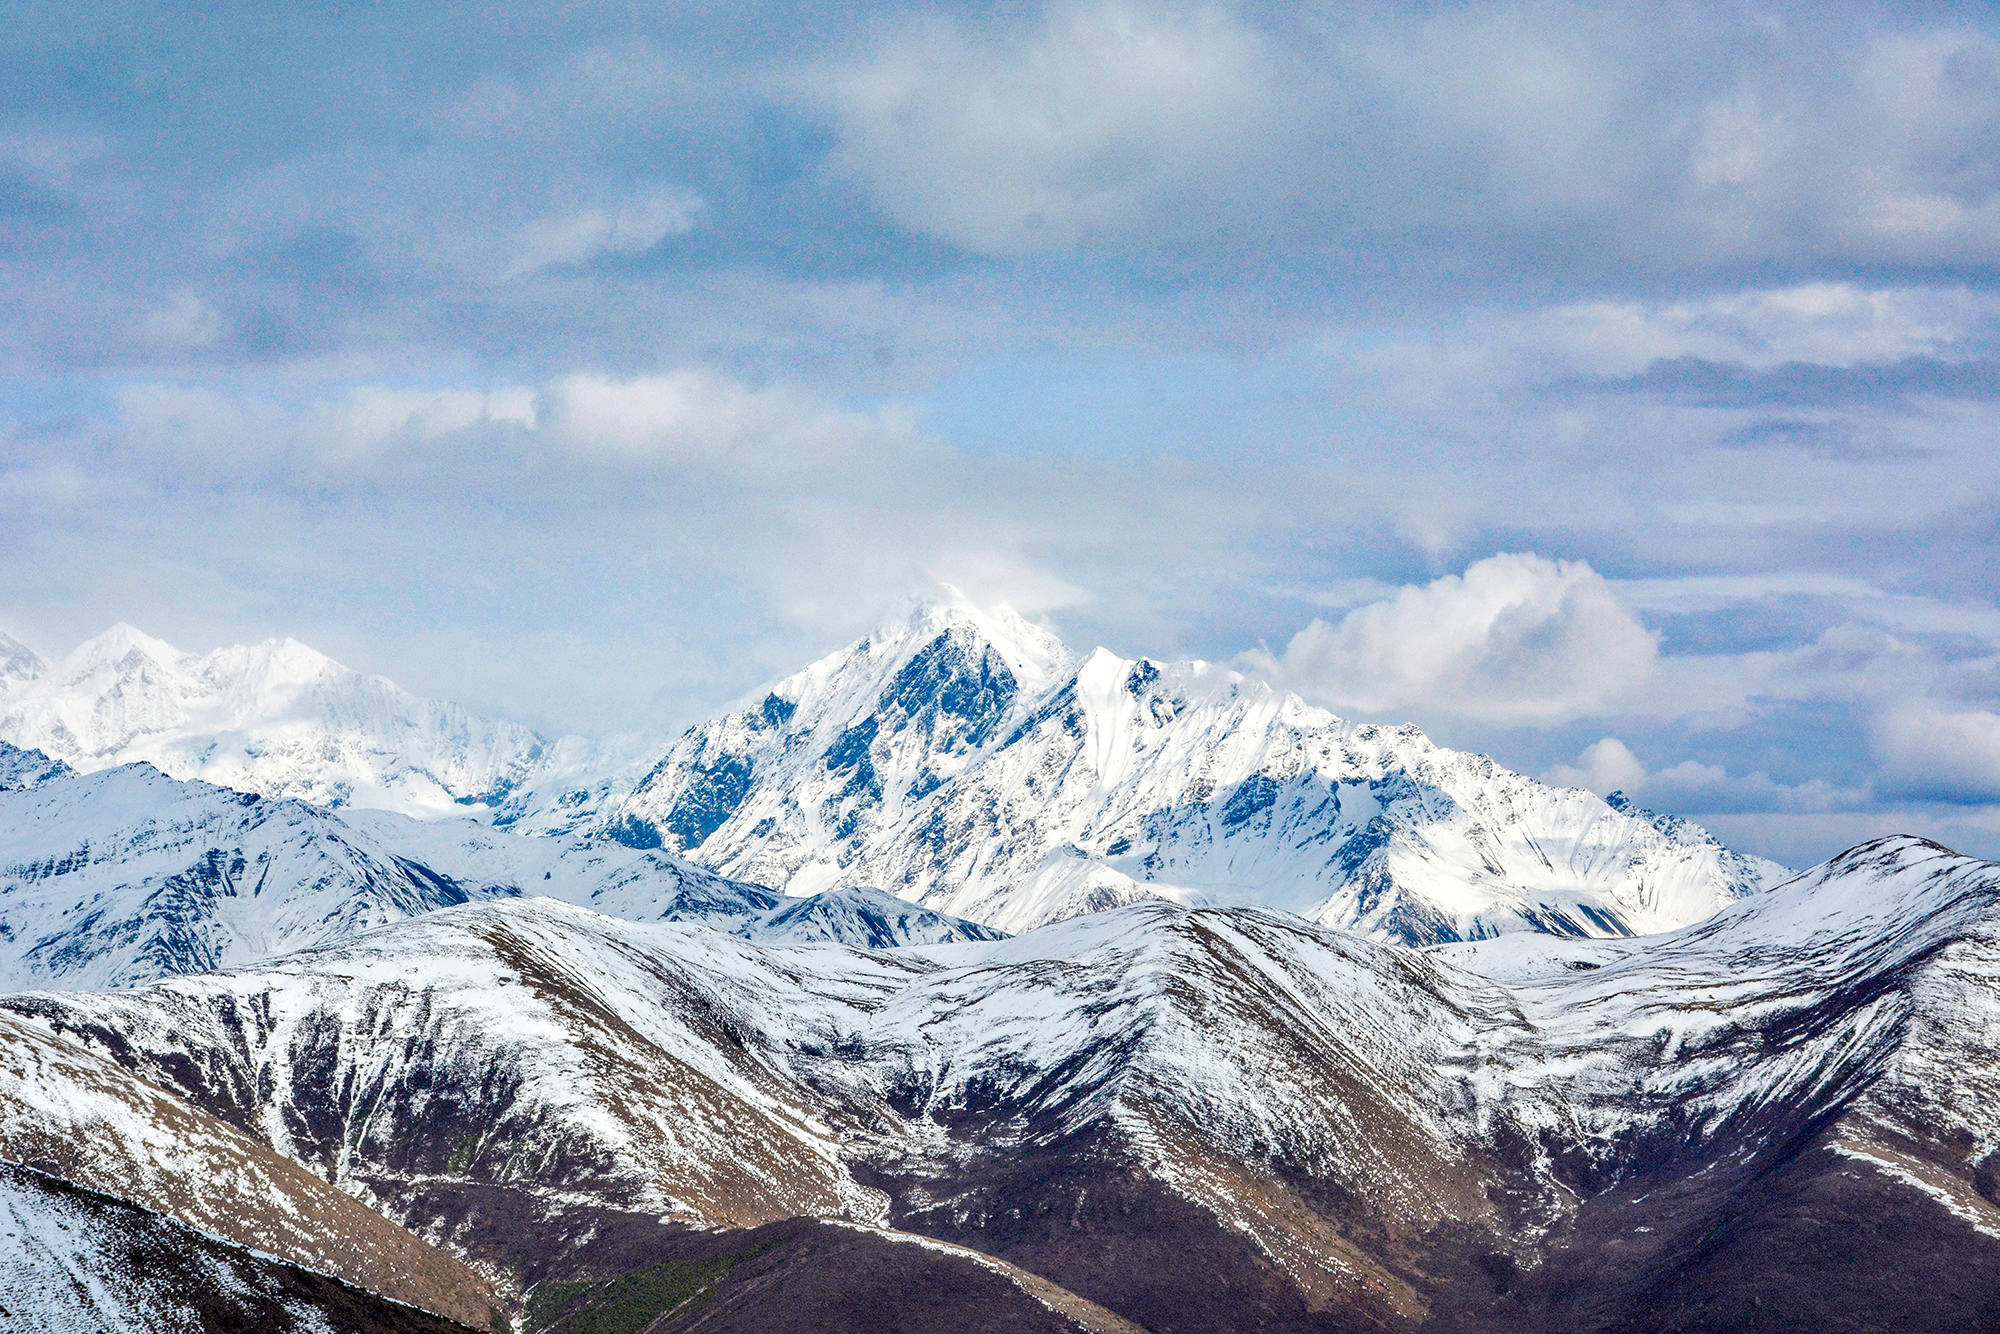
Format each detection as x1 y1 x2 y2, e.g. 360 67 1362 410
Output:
1257 553 1657 724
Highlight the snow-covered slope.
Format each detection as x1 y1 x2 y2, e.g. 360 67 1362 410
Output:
5 900 933 1291
541 591 1784 941
1444 834 2000 1187
0 624 546 817
0 763 496 989
744 885 1006 947
13 836 1998 1330
0 1006 494 1326
0 738 70 791
0 761 980 992
0 1162 480 1334
0 631 43 691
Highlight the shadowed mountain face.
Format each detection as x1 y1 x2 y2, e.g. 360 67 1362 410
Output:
7 835 1997 1332
508 595 1785 942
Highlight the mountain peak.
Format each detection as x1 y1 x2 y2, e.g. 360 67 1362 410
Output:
60 622 189 678
0 631 44 690
868 586 1074 694
0 626 544 816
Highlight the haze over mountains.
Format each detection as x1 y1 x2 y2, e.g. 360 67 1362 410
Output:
2 596 1997 1332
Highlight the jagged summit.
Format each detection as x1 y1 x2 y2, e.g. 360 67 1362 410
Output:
865 585 1076 696
508 592 1787 940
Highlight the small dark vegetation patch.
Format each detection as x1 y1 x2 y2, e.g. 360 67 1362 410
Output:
525 1251 754 1334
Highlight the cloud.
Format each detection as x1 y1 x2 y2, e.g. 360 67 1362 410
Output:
1875 704 2000 802
1573 355 2000 408
823 0 1277 256
548 369 916 470
504 188 703 278
1255 554 1658 724
1546 735 1867 815
1546 736 1649 794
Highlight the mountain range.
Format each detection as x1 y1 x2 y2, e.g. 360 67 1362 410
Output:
0 594 1784 947
2 596 1994 1332
4 835 1998 1331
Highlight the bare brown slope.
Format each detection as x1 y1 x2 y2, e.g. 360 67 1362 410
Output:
0 1010 496 1328
516 1215 1146 1334
0 1160 478 1334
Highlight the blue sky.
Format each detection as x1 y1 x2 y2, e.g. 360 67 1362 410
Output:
6 0 2000 865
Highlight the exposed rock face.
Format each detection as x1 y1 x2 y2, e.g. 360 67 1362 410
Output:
522 593 1784 940
8 836 1997 1331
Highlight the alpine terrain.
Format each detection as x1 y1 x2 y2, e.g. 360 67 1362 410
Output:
0 624 550 816
506 592 1787 941
1 598 1993 1333
2 836 1998 1331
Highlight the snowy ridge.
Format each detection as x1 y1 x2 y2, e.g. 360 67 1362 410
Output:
0 761 989 992
0 763 498 990
546 592 1786 941
6 900 937 1244
0 1006 494 1324
16 835 1991 1320
1449 836 2000 1179
0 624 547 816
0 739 70 792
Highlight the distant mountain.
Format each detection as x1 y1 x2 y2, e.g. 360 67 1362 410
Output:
0 624 547 816
2 599 1785 948
0 757 997 990
0 761 495 989
0 631 43 691
11 835 1998 1332
530 591 1786 941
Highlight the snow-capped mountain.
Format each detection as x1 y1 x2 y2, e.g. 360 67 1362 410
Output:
0 753 999 991
541 590 1785 941
3 599 1785 952
0 623 547 816
0 761 495 990
8 834 1997 1331
0 631 42 691
0 738 70 791
0 1162 478 1334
